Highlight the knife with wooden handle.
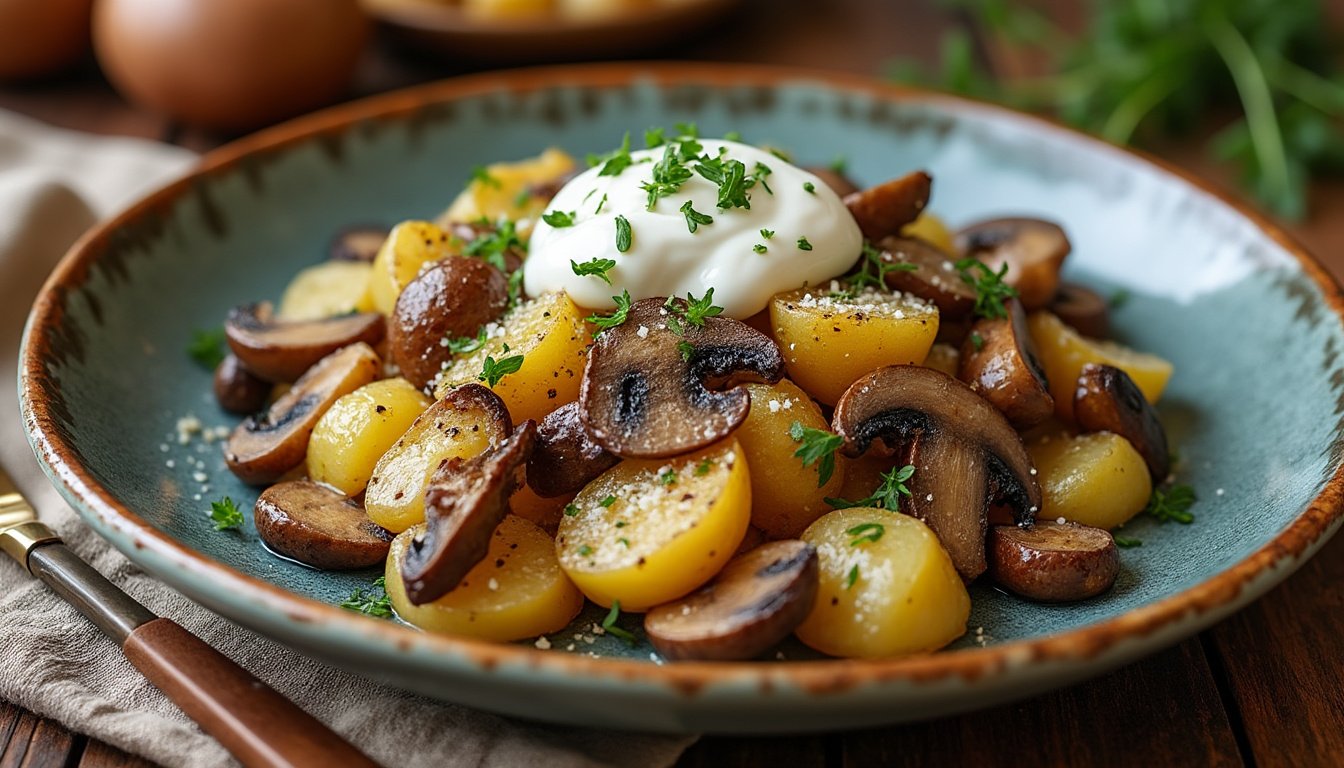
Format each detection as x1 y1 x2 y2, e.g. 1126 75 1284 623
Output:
0 467 380 768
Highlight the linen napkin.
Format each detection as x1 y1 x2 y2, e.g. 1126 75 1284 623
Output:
0 109 696 768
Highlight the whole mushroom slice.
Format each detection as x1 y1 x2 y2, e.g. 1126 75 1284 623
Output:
876 236 976 319
1049 282 1110 338
1074 363 1170 480
400 420 537 605
580 297 784 459
254 480 392 570
644 540 819 662
843 170 932 242
955 217 1071 311
832 365 1041 581
329 225 389 263
528 401 619 498
389 257 510 390
224 342 381 485
213 354 269 415
958 299 1054 428
225 301 385 383
989 521 1119 602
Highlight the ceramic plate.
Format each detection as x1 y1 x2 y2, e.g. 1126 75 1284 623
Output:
21 63 1344 733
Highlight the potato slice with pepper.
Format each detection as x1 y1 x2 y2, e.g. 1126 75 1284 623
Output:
385 515 584 642
366 220 461 315
556 440 751 611
277 260 375 321
439 148 577 226
1028 430 1152 530
307 378 431 496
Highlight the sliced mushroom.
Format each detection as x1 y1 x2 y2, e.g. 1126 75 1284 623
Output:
803 166 860 198
876 236 976 319
955 217 1071 310
832 365 1041 580
843 170 932 241
958 299 1054 428
580 297 784 459
1049 282 1110 338
389 257 510 390
400 420 537 605
989 521 1118 602
225 301 385 383
528 401 619 498
254 480 392 569
1074 363 1170 480
644 540 818 661
329 225 389 263
224 342 381 485
213 354 269 415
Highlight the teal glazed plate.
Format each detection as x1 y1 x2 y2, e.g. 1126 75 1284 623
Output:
21 64 1344 733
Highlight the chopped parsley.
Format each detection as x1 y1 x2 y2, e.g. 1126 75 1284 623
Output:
589 132 635 177
615 215 633 253
660 470 678 486
969 331 985 351
956 258 1018 319
797 237 813 251
644 127 666 148
464 219 525 272
1146 484 1197 524
541 210 576 228
677 340 695 361
844 564 860 590
188 327 227 370
829 155 848 174
695 457 713 476
587 290 634 335
750 162 774 194
723 130 743 142
599 495 617 508
469 165 501 188
641 141 696 210
595 193 609 214
788 421 843 487
601 600 639 646
753 244 768 254
208 496 244 531
478 352 524 387
618 537 630 547
826 465 915 510
680 200 714 233
1110 288 1132 309
664 288 724 335
760 228 775 239
838 240 919 297
1114 536 1143 548
340 576 393 618
697 157 752 210
578 544 593 557
803 181 816 194
445 327 488 355
845 522 885 545
563 503 580 517
571 257 617 285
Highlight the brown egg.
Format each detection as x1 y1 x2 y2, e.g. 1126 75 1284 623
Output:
0 0 92 81
93 0 369 131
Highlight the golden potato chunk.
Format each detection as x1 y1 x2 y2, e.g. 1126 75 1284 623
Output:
796 508 969 659
440 148 576 225
277 261 375 321
366 220 462 315
901 212 954 254
434 291 589 425
556 441 751 611
306 378 431 496
386 516 584 641
1028 311 1173 422
770 285 938 405
1028 430 1152 530
737 381 846 538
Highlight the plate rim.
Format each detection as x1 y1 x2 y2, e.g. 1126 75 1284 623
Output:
21 61 1344 698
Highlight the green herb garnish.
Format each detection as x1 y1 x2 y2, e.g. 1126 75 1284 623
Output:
845 522 886 546
599 495 617 508
188 327 227 370
589 132 635 177
1146 484 1197 524
615 215 633 252
579 544 593 557
695 457 713 476
970 331 985 351
956 258 1018 319
827 465 916 510
445 327 488 355
760 228 775 239
677 340 695 361
829 155 848 174
1110 288 1131 309
469 165 501 188
753 244 768 254
1114 536 1143 548
660 470 678 486
587 290 634 335
803 181 816 194
680 200 714 233
479 353 524 387
844 564 860 590
564 503 580 517
788 421 843 487
541 210 577 228
208 496 244 532
602 600 639 646
797 237 813 251
464 219 525 272
571 257 617 285
340 576 392 618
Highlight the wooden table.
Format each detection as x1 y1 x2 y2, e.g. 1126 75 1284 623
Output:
3 1 1343 766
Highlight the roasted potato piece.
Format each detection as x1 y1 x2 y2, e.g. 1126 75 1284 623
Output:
366 220 462 315
253 480 391 570
737 380 846 538
901 212 955 255
1028 311 1173 422
435 291 590 425
556 440 751 611
796 509 969 658
770 286 938 405
921 343 960 377
388 256 510 391
989 521 1119 602
440 148 577 225
277 260 375 321
509 483 574 534
1074 363 1170 480
386 515 584 641
307 378 432 496
1028 430 1152 530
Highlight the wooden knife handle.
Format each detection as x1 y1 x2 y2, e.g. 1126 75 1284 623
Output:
122 618 380 768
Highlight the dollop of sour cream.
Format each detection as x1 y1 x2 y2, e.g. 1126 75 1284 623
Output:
524 139 863 318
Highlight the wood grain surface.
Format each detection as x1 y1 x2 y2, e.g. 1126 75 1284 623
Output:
2 1 1342 766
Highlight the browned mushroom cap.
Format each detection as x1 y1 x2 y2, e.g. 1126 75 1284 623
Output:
580 298 784 459
803 166 860 198
843 170 932 241
959 299 1054 428
1049 282 1110 338
988 521 1118 602
225 301 385 383
400 420 537 605
329 225 389 263
1074 363 1170 480
876 236 976 319
832 365 1041 581
644 540 818 661
254 480 392 570
224 343 381 485
213 354 269 415
388 257 510 390
528 401 619 498
955 217 1071 310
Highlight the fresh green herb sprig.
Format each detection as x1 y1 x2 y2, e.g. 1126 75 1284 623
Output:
588 132 636 177
956 258 1018 319
1146 484 1197 524
1114 536 1144 548
188 328 227 370
615 215 633 253
833 242 919 299
827 465 916 510
464 219 526 272
571 258 617 284
680 200 714 233
602 600 639 646
479 351 524 387
844 564 860 589
341 576 393 618
587 290 634 335
208 496 244 531
846 522 886 545
469 166 501 189
445 327 488 355
542 210 577 228
664 288 724 334
789 422 844 487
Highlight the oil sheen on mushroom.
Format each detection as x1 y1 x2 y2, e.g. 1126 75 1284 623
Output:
955 217 1071 311
224 300 384 383
1074 363 1170 480
958 299 1054 428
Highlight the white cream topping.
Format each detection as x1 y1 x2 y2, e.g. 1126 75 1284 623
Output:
523 139 863 318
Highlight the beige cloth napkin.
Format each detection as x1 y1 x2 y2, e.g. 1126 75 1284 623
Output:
0 110 696 768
